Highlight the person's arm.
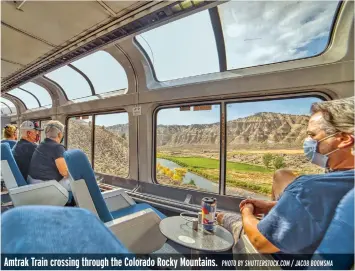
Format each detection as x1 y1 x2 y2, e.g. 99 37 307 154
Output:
55 157 68 178
240 199 277 215
53 145 68 178
241 203 280 253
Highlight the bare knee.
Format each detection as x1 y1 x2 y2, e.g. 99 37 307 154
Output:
273 169 295 183
272 169 296 200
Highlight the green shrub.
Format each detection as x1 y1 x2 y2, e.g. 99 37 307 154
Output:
273 156 286 170
262 153 273 169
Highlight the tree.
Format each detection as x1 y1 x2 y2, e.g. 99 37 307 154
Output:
262 153 273 169
273 155 286 170
121 133 126 140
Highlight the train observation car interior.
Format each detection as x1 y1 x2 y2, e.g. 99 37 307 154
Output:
1 0 354 269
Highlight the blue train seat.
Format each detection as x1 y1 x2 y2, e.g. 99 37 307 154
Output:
1 206 131 254
310 188 354 270
64 149 167 253
1 143 70 206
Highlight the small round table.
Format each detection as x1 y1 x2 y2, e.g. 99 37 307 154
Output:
159 216 234 252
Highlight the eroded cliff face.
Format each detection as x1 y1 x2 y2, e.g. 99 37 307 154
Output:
67 121 129 177
156 112 309 148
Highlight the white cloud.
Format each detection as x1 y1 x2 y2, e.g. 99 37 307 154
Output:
220 1 339 69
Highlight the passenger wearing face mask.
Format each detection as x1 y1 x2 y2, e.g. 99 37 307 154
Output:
238 97 354 256
12 121 42 180
27 120 71 192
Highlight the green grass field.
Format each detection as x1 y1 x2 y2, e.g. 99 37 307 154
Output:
157 155 271 173
157 154 273 195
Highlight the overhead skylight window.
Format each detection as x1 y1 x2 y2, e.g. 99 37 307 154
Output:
45 65 92 100
71 51 128 95
8 88 40 109
1 98 16 115
136 1 339 81
20 82 52 108
218 1 339 70
136 10 219 81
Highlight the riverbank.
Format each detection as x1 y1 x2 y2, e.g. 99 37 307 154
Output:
157 154 273 196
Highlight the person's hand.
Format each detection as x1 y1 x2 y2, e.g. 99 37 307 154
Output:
239 199 276 215
240 203 254 215
216 212 224 225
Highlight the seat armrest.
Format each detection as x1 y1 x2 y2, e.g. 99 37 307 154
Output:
102 188 136 212
105 209 166 254
9 180 69 207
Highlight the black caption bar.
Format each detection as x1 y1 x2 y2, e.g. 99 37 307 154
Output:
1 254 353 270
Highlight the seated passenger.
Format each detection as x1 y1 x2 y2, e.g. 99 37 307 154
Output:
242 97 354 254
1 124 18 148
12 121 42 180
221 97 354 256
28 121 71 191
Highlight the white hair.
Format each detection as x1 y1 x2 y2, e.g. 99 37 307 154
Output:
45 121 64 139
311 97 354 135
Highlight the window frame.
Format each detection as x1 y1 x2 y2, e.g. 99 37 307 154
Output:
153 101 223 194
153 92 329 197
93 111 130 179
135 1 342 83
65 109 130 179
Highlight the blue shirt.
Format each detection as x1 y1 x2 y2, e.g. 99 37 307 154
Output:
1 139 17 149
12 139 37 180
257 170 354 254
28 138 66 181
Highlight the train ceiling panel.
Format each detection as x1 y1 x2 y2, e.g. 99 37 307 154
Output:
1 24 54 65
0 0 148 82
1 60 23 78
1 1 109 45
102 1 144 15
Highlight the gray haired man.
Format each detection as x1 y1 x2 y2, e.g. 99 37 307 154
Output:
28 120 71 191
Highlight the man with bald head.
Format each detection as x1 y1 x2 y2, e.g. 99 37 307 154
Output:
239 97 354 255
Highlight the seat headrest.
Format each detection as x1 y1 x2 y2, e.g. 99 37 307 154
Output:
1 140 16 149
312 188 354 269
64 149 113 223
1 143 27 187
1 206 130 253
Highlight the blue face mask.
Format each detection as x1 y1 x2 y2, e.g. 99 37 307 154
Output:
303 133 340 168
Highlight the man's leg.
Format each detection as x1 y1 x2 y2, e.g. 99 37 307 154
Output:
27 175 44 184
271 169 296 200
59 177 71 192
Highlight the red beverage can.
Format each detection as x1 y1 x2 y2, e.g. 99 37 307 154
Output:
201 197 217 232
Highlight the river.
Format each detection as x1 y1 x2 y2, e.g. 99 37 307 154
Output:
157 158 218 193
157 158 269 200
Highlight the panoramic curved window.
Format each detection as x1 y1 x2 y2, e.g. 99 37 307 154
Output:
20 82 52 108
67 116 93 163
45 65 92 100
0 98 16 115
94 112 129 177
71 51 128 95
8 88 40 109
155 104 221 193
219 1 339 70
137 1 339 80
136 10 219 81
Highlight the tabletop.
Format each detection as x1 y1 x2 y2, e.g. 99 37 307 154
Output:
159 216 234 252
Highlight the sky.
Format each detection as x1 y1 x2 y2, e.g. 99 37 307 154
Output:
2 1 339 126
157 97 321 126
